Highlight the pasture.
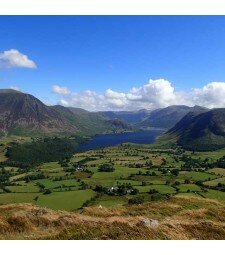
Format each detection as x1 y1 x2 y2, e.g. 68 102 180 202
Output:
0 142 225 211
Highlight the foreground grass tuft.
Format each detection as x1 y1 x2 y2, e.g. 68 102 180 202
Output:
0 196 224 240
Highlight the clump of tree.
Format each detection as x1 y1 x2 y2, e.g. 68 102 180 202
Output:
98 164 115 172
148 189 159 194
128 195 145 205
43 189 52 195
5 137 81 167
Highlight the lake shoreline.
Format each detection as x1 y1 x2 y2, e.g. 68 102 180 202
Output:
77 129 165 152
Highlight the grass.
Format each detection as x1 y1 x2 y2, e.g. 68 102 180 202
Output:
132 174 179 184
176 192 202 198
92 166 147 180
208 168 225 176
0 188 96 211
113 179 142 186
204 177 225 186
136 184 176 194
37 189 96 210
7 183 39 193
91 194 128 208
1 196 224 240
179 171 218 181
10 172 34 181
83 178 114 187
177 184 202 192
35 178 81 190
193 148 225 161
0 192 40 205
1 141 225 214
202 189 225 201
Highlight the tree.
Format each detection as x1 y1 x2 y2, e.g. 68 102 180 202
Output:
142 181 146 186
43 189 52 195
33 196 39 203
128 196 144 205
98 164 115 172
171 169 179 176
149 189 158 194
130 188 139 195
174 181 180 186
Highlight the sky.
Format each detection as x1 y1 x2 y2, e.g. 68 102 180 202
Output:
1 16 225 111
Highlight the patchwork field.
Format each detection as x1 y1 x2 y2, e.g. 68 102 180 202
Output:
0 143 225 211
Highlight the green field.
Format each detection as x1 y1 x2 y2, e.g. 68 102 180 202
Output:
35 178 81 189
179 171 218 181
0 140 225 211
202 189 225 201
208 168 225 176
37 189 96 210
0 192 40 205
136 184 176 194
204 177 225 187
7 183 39 193
177 184 202 192
0 189 96 211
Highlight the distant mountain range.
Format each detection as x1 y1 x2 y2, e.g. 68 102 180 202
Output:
2 88 225 151
0 89 132 137
140 105 207 129
102 105 207 129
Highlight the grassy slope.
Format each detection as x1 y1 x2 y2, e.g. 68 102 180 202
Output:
0 196 224 240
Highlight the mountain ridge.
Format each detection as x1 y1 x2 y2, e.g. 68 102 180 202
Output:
0 89 133 137
166 107 225 151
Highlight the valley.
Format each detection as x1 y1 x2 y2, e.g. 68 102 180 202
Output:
0 138 225 212
0 89 225 239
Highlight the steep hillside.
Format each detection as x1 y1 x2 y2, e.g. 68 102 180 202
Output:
53 105 134 135
0 89 133 137
167 108 225 151
0 196 224 240
0 89 76 136
141 105 207 129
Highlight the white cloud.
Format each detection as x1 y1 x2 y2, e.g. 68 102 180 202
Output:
52 85 70 95
52 79 187 111
0 49 37 69
10 86 20 91
192 82 225 108
51 79 225 111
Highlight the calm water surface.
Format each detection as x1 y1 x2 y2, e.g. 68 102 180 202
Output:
77 129 164 151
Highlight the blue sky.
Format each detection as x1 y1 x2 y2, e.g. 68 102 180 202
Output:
1 16 225 110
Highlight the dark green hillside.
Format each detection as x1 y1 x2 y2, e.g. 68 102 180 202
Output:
53 105 134 135
5 137 83 167
167 108 225 151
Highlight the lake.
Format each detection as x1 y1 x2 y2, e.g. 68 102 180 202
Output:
77 129 165 151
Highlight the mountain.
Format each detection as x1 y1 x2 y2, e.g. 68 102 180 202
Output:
166 107 225 151
0 89 132 137
0 89 76 136
52 105 133 135
140 105 207 129
101 109 151 125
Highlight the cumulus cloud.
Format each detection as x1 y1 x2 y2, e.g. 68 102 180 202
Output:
51 79 225 111
52 79 187 111
192 82 225 108
0 49 37 69
52 85 70 95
